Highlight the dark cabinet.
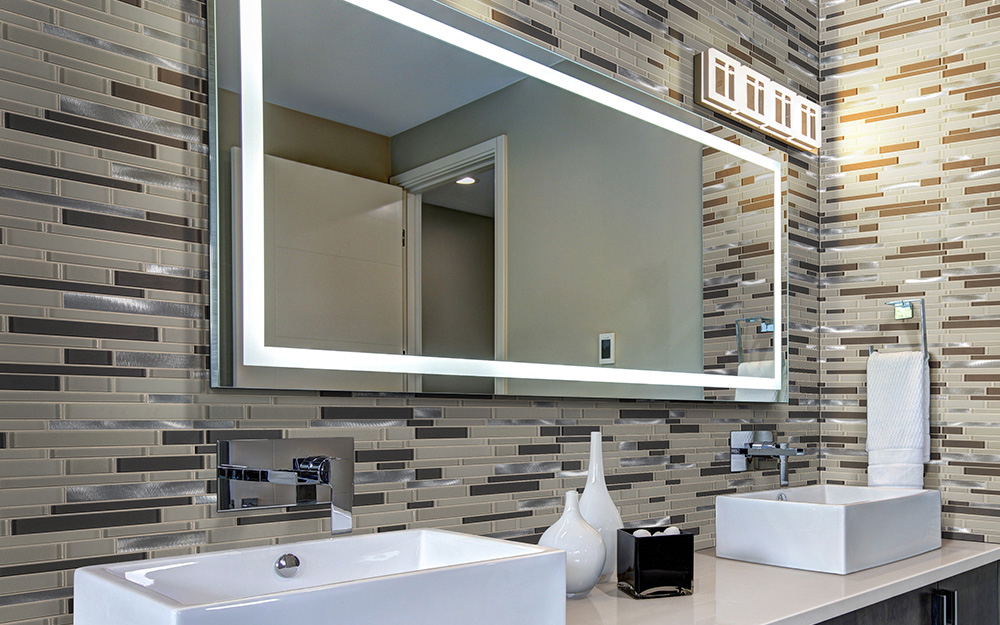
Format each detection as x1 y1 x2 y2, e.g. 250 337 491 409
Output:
818 562 998 625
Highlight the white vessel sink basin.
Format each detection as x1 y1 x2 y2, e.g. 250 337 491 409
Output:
74 529 565 625
716 485 941 574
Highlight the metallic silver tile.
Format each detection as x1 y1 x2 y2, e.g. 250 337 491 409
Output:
517 497 561 510
354 470 415 484
619 458 696 469
111 164 204 193
616 418 669 424
49 420 232 430
67 480 207 502
406 479 461 488
623 516 673 528
145 264 193 278
142 26 191 48
117 530 207 553
148 395 193 403
61 97 204 143
495 462 562 474
116 352 204 368
940 360 1000 369
728 478 755 487
41 23 206 79
487 419 574 425
0 186 145 219
412 407 442 419
939 480 987 489
194 494 217 505
486 528 535 540
310 419 409 428
940 453 1000 463
65 293 203 319
0 588 74 607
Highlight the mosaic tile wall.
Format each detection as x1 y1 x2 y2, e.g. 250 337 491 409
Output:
0 0 821 622
819 0 1000 543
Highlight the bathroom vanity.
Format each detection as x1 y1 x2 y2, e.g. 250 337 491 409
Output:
566 540 1000 625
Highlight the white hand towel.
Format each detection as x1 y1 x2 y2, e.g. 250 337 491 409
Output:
866 351 929 488
734 360 785 402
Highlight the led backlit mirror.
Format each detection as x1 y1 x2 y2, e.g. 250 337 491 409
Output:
209 0 785 400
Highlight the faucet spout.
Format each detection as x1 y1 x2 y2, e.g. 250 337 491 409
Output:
729 432 804 487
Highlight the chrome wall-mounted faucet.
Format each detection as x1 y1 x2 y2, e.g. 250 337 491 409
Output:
217 437 354 534
730 431 803 487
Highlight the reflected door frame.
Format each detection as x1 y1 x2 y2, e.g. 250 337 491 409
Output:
391 136 508 394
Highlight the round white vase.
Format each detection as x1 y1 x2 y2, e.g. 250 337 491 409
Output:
579 430 623 583
539 490 606 599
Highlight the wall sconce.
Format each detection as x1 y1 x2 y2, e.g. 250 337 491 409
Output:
696 48 820 153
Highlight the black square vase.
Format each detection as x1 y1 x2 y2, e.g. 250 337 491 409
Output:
616 528 694 599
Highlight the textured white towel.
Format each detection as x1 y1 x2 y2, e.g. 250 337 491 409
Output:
866 351 929 488
734 360 785 402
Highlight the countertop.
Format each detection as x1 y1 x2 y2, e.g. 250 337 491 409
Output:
566 539 1000 625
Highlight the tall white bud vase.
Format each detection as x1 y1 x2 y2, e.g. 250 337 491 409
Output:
579 430 622 583
539 490 605 599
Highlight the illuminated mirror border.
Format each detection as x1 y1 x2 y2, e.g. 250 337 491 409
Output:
233 0 784 391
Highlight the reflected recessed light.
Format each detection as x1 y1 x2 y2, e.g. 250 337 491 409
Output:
456 176 477 185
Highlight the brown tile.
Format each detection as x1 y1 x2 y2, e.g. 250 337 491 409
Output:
840 106 898 123
943 62 986 77
840 157 898 172
880 141 920 153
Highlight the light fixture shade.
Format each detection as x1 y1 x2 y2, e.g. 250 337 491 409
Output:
697 48 740 113
733 64 768 127
789 98 821 151
763 81 797 138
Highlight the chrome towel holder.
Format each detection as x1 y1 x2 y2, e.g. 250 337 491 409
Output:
868 298 927 359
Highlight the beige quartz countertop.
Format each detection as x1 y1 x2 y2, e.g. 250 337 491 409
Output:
566 539 1000 625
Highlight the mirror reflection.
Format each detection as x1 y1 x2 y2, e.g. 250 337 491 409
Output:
210 0 783 400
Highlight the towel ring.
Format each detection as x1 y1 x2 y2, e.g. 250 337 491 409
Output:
868 299 927 359
735 317 774 364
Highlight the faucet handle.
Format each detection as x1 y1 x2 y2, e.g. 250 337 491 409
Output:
294 456 331 484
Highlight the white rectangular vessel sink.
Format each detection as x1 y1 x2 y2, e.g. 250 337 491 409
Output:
716 485 941 574
75 529 565 625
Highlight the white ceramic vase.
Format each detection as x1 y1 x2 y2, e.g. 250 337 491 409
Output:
579 430 623 583
539 490 606 599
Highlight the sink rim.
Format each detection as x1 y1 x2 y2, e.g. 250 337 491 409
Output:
720 484 934 507
78 528 562 607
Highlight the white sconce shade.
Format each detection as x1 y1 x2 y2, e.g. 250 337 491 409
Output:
763 81 797 138
699 48 740 113
790 99 821 151
734 65 768 127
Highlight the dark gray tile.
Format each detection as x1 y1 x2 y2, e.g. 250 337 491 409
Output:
11 509 160 535
463 510 532 524
115 271 202 293
163 431 204 445
117 455 204 472
490 10 558 46
4 113 156 157
52 496 192 515
111 82 201 116
235 509 329 525
45 110 186 150
518 444 561 455
353 492 385 506
206 429 280 443
0 363 144 378
0 553 145 578
64 349 113 365
407 501 434 509
470 481 540 496
488 472 554 483
0 375 60 391
355 449 414 463
9 317 158 342
63 209 202 243
0 157 142 191
414 427 467 439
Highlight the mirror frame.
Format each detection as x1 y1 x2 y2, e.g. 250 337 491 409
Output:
212 0 785 394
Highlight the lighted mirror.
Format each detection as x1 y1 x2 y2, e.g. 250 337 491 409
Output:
209 0 785 401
